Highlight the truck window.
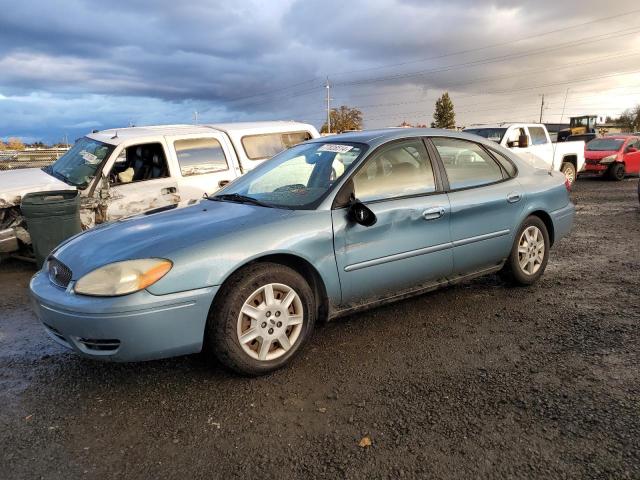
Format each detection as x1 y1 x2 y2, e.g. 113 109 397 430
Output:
174 138 228 176
109 143 169 185
528 127 548 145
241 131 313 160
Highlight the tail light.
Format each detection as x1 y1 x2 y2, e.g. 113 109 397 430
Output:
564 178 572 192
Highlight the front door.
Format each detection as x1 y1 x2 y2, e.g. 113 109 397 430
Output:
332 138 453 305
105 141 180 220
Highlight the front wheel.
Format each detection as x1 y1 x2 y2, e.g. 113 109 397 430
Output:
560 162 577 186
500 216 550 286
608 163 625 181
205 262 316 375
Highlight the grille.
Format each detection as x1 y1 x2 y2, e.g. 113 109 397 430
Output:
48 258 72 288
77 338 121 352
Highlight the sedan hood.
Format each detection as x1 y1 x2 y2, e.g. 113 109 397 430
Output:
53 199 294 278
0 168 72 208
585 150 618 161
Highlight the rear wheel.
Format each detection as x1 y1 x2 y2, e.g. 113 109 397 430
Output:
560 162 577 186
204 262 316 375
608 163 625 181
500 216 550 286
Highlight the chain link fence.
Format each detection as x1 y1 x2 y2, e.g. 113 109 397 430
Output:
0 148 69 171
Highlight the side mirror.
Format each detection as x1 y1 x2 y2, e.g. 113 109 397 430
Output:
518 134 529 148
626 146 637 153
348 200 377 227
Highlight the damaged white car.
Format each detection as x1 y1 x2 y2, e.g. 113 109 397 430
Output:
0 121 319 257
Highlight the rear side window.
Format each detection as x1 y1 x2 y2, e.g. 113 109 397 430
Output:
174 138 228 176
242 131 313 160
528 127 548 145
432 137 504 190
488 149 517 177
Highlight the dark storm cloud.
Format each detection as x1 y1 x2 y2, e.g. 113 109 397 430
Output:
0 0 638 141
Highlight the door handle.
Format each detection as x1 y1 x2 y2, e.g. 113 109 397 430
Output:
161 186 177 195
218 180 230 188
507 192 521 203
422 206 446 220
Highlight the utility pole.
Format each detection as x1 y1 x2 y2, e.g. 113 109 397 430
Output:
325 77 331 134
539 94 545 123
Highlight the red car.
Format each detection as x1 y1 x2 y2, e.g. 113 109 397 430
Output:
583 136 640 180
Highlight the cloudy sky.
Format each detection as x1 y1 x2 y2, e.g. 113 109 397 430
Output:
1 0 639 143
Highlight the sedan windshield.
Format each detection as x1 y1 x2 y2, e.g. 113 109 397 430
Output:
586 138 624 152
47 137 114 188
213 142 366 209
464 128 507 143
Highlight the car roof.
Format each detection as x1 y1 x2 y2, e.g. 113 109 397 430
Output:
308 128 482 149
87 121 317 145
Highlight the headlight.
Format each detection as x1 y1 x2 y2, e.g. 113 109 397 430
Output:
74 259 172 296
600 154 617 164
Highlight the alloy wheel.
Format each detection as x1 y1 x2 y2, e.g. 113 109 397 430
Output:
236 283 304 361
517 226 545 276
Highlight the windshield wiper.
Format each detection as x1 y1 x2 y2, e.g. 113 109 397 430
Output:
208 193 273 208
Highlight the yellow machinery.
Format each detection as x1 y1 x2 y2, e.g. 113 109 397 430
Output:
569 115 598 135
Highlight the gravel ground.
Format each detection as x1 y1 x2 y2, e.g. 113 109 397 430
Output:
1 178 639 479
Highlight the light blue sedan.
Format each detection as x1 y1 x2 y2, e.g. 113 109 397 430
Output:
30 129 575 375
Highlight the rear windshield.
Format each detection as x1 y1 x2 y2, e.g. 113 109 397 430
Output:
586 138 624 151
241 131 313 160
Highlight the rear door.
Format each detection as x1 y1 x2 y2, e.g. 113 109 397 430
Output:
429 137 524 276
167 133 240 199
332 138 452 304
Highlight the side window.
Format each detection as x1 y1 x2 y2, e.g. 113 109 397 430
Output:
174 138 228 176
242 131 313 160
529 127 548 145
488 149 517 177
353 140 436 202
109 142 169 185
432 137 504 190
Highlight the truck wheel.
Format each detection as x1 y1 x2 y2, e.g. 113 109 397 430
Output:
560 162 577 185
500 216 550 286
608 163 625 181
204 262 316 376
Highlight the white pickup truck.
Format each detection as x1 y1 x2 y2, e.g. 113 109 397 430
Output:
464 123 585 184
0 121 319 255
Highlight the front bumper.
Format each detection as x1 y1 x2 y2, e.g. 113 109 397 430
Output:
551 203 575 244
29 271 219 361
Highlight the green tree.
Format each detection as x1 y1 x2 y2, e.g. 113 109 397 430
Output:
611 105 640 132
321 105 363 134
432 92 456 129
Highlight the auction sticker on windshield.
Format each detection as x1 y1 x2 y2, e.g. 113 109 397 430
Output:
317 144 353 153
80 151 100 164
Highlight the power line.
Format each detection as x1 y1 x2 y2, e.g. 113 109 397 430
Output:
334 26 640 87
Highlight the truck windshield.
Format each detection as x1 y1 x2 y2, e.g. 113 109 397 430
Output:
464 128 507 143
586 138 624 152
212 142 366 209
46 137 114 188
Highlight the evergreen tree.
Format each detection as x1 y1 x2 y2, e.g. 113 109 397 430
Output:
432 92 456 129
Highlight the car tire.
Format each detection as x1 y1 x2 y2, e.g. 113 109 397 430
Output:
560 161 577 185
204 262 316 376
608 163 625 181
500 216 550 286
